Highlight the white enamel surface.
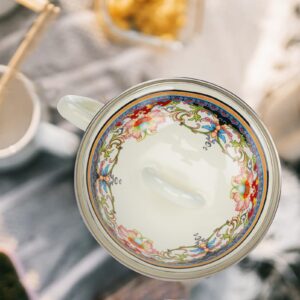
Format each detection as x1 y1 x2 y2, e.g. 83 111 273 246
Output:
142 166 206 209
74 78 281 279
112 123 238 250
57 95 104 131
36 122 80 157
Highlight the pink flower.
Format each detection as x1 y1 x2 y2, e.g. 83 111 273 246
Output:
231 169 257 212
123 108 166 141
117 225 159 255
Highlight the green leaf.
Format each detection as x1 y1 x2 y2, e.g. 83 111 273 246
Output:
231 140 241 148
104 150 112 158
222 233 231 240
100 197 106 206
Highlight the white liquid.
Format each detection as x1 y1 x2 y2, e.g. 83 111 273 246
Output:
112 123 238 250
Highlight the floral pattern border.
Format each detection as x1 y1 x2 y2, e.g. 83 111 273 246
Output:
89 94 265 267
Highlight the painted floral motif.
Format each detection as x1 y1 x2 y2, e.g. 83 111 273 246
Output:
91 96 262 265
117 225 159 256
98 161 110 193
202 119 233 144
231 167 258 212
231 165 259 219
123 107 167 141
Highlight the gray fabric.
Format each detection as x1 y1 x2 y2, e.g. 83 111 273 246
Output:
190 166 300 300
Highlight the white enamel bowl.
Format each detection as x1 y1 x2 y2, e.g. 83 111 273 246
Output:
57 78 281 280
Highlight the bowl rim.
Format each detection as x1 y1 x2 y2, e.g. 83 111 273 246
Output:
74 77 281 280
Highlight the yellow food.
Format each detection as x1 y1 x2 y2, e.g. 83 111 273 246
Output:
106 0 187 40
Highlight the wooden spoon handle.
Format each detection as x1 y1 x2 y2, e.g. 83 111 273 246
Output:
16 0 49 13
0 3 60 105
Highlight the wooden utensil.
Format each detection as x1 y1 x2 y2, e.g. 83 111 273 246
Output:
0 1 60 107
16 0 49 13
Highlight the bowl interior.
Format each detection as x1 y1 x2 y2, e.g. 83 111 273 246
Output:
86 89 268 269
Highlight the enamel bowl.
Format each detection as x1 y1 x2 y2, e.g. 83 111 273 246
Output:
58 78 281 280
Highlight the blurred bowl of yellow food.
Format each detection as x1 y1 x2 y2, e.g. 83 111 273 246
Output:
94 0 204 49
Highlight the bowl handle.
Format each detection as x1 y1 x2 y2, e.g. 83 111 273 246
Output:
57 95 104 131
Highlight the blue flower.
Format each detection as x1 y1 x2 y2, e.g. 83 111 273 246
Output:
203 123 226 143
207 238 216 249
191 247 205 254
218 129 226 143
99 164 110 193
202 124 216 131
